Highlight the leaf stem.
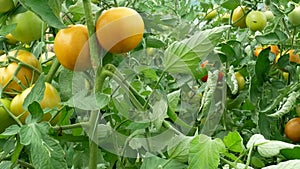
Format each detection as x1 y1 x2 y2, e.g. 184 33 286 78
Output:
45 58 60 83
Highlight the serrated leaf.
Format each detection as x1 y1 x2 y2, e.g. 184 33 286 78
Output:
262 160 300 169
19 0 65 29
167 135 193 163
19 123 67 169
188 134 225 169
163 26 229 74
0 125 20 137
223 131 245 153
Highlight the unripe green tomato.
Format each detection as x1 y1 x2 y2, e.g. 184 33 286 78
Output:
264 11 274 21
9 11 45 43
288 7 300 26
246 11 267 31
235 72 245 91
0 0 14 13
205 9 217 20
221 13 230 23
0 98 16 133
232 6 248 28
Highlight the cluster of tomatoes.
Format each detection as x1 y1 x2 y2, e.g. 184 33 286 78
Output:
231 5 300 31
54 7 144 71
0 0 145 133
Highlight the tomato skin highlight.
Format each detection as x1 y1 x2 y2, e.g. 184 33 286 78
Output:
54 24 92 71
10 83 61 124
96 7 144 54
288 6 300 26
284 118 300 142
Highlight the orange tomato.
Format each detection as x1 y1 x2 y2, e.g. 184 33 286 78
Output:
254 45 279 57
54 24 91 71
95 7 144 53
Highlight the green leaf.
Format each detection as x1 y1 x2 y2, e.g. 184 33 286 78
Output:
167 90 181 114
141 153 187 169
27 101 44 123
188 135 225 169
19 0 65 29
146 37 166 48
223 131 245 153
23 74 45 111
281 147 300 160
221 0 240 10
255 48 271 84
63 90 110 110
262 160 300 169
167 135 193 163
163 26 229 74
255 30 288 45
19 123 67 169
0 125 20 137
0 24 16 35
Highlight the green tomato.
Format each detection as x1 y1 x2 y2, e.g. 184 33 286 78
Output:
288 6 300 26
9 11 45 43
246 11 267 31
0 0 14 13
0 98 15 133
264 11 274 21
204 9 217 20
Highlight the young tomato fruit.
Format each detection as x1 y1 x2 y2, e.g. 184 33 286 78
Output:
96 7 144 54
0 98 16 133
246 11 267 31
232 6 248 28
0 50 41 95
10 82 61 124
0 0 14 13
285 118 300 142
235 72 245 91
54 24 91 71
288 6 300 26
8 11 45 43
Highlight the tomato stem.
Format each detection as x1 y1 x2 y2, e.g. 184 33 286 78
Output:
45 58 60 83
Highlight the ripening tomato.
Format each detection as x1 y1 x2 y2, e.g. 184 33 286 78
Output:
10 82 61 124
0 50 41 95
96 7 144 53
285 118 300 142
254 45 279 57
54 24 91 71
235 72 245 91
